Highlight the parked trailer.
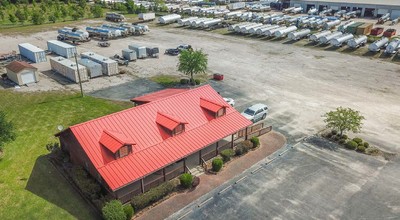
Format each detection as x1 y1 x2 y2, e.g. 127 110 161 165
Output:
159 14 182 24
224 11 243 20
338 21 355 32
291 7 303 14
264 26 287 37
384 39 400 54
78 58 102 78
101 24 129 36
347 35 368 49
58 28 90 42
345 22 364 34
81 52 118 76
275 25 297 38
86 27 113 39
106 12 125 22
309 30 331 42
288 29 311 40
128 45 147 59
311 18 328 29
200 19 222 28
320 9 332 16
368 37 389 52
18 43 46 63
122 49 137 61
178 17 198 25
391 18 399 26
228 22 250 31
234 23 256 32
344 11 357 19
330 34 354 47
47 40 77 58
241 23 263 34
308 8 318 15
323 20 340 30
50 56 88 83
256 25 279 35
319 32 343 44
139 13 155 21
378 13 390 24
249 25 271 34
193 18 213 28
228 2 245 10
283 7 295 13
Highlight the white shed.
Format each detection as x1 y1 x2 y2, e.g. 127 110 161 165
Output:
5 61 39 85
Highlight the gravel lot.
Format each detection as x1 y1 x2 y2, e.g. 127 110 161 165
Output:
0 24 399 153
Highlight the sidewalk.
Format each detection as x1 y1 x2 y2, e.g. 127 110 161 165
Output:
135 131 286 220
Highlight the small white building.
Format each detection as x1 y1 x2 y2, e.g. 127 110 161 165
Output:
5 61 39 85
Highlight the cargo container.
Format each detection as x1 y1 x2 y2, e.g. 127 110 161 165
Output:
122 49 137 61
50 56 88 83
228 2 245 10
345 22 364 34
18 43 47 63
47 40 77 58
81 52 118 76
128 45 147 59
356 23 373 35
139 13 155 21
78 58 102 78
370 27 384 36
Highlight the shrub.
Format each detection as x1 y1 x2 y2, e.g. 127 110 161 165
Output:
338 139 346 145
180 78 189 84
357 145 366 153
212 158 223 172
333 135 340 141
353 137 363 145
194 79 201 85
325 133 333 138
123 204 134 220
366 147 380 155
71 166 101 200
235 146 244 156
102 200 126 220
241 140 253 149
331 130 338 135
363 142 369 148
179 173 193 189
250 136 260 148
192 176 200 188
345 141 358 150
131 179 179 211
341 134 348 139
220 149 234 162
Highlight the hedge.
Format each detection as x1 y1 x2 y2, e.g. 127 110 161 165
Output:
220 149 234 162
71 166 102 200
250 136 260 148
179 173 193 189
131 179 179 211
212 158 223 172
102 200 126 220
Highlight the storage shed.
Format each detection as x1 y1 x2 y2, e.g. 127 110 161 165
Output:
80 52 118 76
5 61 39 85
47 40 77 58
50 56 88 83
78 59 103 78
18 43 47 63
128 45 147 59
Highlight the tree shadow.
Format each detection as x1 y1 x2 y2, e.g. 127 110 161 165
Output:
25 155 99 220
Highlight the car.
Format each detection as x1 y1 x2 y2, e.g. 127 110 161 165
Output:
241 103 269 122
177 44 192 51
164 48 180 56
223 97 235 107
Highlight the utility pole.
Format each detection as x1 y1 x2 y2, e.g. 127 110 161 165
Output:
74 53 84 97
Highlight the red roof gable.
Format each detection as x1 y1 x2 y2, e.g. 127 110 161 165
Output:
5 61 37 73
156 112 188 131
99 130 135 153
131 88 188 103
200 97 228 112
66 85 252 191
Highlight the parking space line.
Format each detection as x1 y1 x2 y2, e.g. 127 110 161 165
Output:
197 197 213 208
177 210 193 220
235 176 247 184
218 185 232 195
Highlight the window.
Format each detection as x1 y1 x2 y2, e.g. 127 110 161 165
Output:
216 108 226 118
119 145 129 158
173 124 184 135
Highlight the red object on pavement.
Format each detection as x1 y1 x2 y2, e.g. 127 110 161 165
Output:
383 29 396 38
370 27 384 36
213 73 224 80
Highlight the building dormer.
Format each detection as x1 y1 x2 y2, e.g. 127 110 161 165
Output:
200 97 228 119
99 130 135 163
156 112 188 137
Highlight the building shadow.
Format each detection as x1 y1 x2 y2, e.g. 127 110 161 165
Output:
41 70 76 86
25 155 99 220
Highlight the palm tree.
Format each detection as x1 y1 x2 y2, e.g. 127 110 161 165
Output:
177 49 208 84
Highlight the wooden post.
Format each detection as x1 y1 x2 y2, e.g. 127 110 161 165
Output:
199 150 202 165
141 179 145 193
183 158 186 172
74 53 84 97
163 168 166 182
215 142 219 156
231 134 234 148
245 127 249 140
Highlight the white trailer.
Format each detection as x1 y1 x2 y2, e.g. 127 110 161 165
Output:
283 7 295 13
338 21 355 32
159 14 181 24
275 26 297 38
234 23 256 32
368 37 389 52
178 17 198 25
256 25 279 35
200 19 222 28
309 30 331 42
224 11 243 20
139 13 155 21
384 39 400 54
308 8 318 15
329 34 354 47
323 20 341 30
50 56 88 83
241 23 263 34
248 25 271 35
264 26 287 37
291 7 303 14
319 32 343 44
347 35 368 49
288 29 311 41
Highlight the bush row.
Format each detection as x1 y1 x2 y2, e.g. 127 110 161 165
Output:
102 200 134 220
71 166 102 200
180 78 201 85
326 130 370 153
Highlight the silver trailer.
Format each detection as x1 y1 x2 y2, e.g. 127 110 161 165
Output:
291 7 303 14
248 25 271 35
50 56 88 83
178 17 198 25
345 11 357 18
338 21 355 32
190 18 209 27
194 18 213 28
138 13 155 21
384 39 400 54
234 23 255 32
319 32 343 44
288 29 311 41
283 7 295 13
390 18 399 26
347 35 368 49
311 18 328 29
200 19 222 28
308 8 318 15
18 43 47 63
378 13 391 24
224 11 243 20
122 49 137 61
329 34 354 47
128 45 147 59
319 9 332 16
275 25 297 38
78 58 102 78
334 10 346 17
159 14 182 24
241 23 263 34
81 52 118 76
47 40 77 58
368 37 389 52
228 22 250 31
256 25 279 35
264 26 287 37
323 20 341 30
309 30 331 42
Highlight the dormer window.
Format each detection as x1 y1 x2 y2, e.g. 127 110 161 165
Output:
99 130 135 163
173 124 185 135
156 112 188 137
200 97 228 119
216 108 226 118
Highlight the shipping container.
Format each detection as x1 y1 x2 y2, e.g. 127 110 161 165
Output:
50 56 88 83
128 45 147 59
122 49 137 61
356 23 373 35
139 13 155 21
18 43 47 63
345 22 364 34
47 40 77 58
78 58 102 78
81 52 119 76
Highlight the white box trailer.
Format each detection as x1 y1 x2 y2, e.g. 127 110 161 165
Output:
50 56 88 83
18 43 47 63
122 49 137 61
47 40 77 58
81 52 119 76
78 58 102 78
128 45 147 59
139 13 156 21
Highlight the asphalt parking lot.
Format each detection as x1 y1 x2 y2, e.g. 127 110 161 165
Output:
167 137 400 220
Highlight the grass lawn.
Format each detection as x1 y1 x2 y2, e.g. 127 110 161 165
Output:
0 90 132 219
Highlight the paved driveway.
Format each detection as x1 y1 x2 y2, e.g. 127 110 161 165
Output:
167 137 400 220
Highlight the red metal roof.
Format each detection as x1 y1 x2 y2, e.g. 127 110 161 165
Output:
66 85 252 191
5 61 37 73
200 97 227 113
156 112 187 131
99 130 135 153
130 88 188 103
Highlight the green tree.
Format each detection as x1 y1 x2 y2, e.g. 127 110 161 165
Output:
31 9 45 25
102 200 126 220
0 111 16 152
15 8 27 23
178 49 208 83
8 13 17 23
91 5 103 18
125 0 135 14
323 107 365 136
48 14 56 23
60 5 69 21
0 10 5 21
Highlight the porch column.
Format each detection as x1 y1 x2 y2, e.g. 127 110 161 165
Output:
231 134 234 148
183 158 186 172
163 168 166 182
245 127 249 140
141 178 145 193
199 150 202 164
